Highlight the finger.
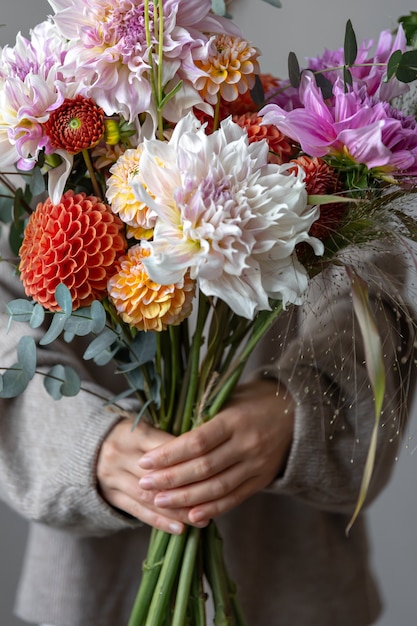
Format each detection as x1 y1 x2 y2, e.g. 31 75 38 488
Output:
110 490 186 535
152 461 248 509
138 418 230 470
139 439 239 491
186 476 261 525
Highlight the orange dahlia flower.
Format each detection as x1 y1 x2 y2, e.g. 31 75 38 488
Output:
233 112 294 164
43 95 105 154
19 190 127 311
108 245 196 332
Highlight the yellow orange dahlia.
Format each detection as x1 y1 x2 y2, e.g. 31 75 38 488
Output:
106 146 155 240
108 246 196 332
43 95 105 154
19 190 127 311
195 34 260 104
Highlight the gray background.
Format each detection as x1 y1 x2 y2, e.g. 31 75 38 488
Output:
1 1 417 625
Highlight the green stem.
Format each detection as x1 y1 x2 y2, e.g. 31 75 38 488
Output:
206 301 283 419
180 292 210 434
203 521 236 626
171 526 201 626
144 531 189 626
127 529 171 626
82 149 102 198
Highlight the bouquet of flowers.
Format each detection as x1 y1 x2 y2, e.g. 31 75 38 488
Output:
1 1 417 624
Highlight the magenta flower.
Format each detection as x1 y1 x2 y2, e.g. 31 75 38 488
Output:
261 72 417 176
307 24 408 101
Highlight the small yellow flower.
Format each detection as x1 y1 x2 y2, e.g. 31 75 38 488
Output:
195 34 260 105
106 146 156 237
108 245 196 332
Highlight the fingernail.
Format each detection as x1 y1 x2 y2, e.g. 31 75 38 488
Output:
169 522 183 535
154 493 170 507
139 476 154 489
139 456 153 469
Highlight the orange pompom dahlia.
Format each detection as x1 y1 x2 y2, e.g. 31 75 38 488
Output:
233 112 294 164
19 190 127 311
108 245 196 332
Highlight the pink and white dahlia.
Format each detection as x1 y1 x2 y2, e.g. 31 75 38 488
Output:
0 20 72 172
261 73 417 177
48 0 240 124
130 114 323 319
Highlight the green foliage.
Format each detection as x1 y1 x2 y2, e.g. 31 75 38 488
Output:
398 11 417 47
44 364 81 399
0 336 36 398
344 19 358 67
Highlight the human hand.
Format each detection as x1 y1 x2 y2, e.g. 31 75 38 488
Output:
96 418 194 534
138 379 294 526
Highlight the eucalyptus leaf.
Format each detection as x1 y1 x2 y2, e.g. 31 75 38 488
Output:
30 304 45 329
131 400 154 430
40 311 70 345
63 302 106 338
344 19 358 67
343 66 353 92
55 283 73 315
130 331 157 366
0 336 36 398
211 0 227 16
386 50 403 82
44 364 81 399
315 73 334 99
28 166 46 197
395 49 417 83
250 74 265 106
262 0 282 6
7 299 36 324
288 52 301 88
83 328 119 360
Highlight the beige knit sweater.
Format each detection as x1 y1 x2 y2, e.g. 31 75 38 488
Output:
0 232 415 626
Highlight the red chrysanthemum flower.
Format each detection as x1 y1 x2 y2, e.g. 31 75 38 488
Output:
19 190 127 311
233 112 294 164
43 95 105 154
290 156 346 240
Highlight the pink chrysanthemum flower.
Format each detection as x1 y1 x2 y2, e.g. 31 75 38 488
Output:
195 34 260 104
19 190 127 311
106 146 156 240
261 73 417 178
108 245 196 332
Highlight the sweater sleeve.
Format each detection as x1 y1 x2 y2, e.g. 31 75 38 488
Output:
263 247 416 514
0 249 142 537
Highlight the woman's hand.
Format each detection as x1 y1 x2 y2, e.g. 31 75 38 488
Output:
138 379 294 527
96 418 194 535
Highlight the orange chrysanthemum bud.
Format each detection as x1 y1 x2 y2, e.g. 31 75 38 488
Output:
233 112 294 164
195 34 260 104
44 95 105 154
108 245 196 332
19 190 127 311
291 156 345 240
